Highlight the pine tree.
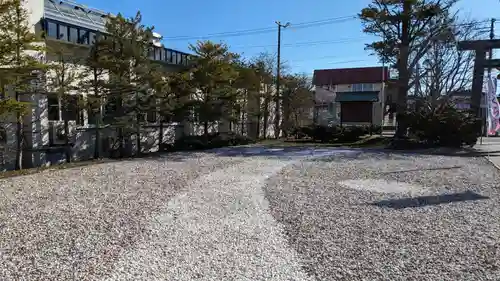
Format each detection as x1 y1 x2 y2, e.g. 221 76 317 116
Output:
188 40 239 139
79 33 109 159
0 0 48 170
359 0 457 136
46 45 84 163
98 12 155 157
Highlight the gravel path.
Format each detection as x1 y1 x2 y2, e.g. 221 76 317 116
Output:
265 152 500 281
0 153 243 280
106 158 312 281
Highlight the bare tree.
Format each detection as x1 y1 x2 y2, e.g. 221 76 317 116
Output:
281 73 314 137
360 0 459 136
416 19 489 108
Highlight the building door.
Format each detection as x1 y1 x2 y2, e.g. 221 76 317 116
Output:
340 102 372 123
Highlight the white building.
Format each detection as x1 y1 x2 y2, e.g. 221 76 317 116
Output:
0 0 278 170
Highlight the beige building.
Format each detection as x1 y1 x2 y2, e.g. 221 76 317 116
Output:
313 66 396 127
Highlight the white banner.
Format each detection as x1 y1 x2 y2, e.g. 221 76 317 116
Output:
486 76 500 135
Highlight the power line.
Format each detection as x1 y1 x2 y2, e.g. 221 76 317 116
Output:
163 15 356 41
231 37 369 49
290 59 372 68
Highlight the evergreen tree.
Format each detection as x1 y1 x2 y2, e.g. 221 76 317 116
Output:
359 0 457 136
79 33 110 159
98 11 155 157
46 45 83 163
0 0 48 169
188 41 240 138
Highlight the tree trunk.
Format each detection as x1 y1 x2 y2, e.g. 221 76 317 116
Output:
262 94 270 138
282 90 290 138
64 118 71 163
241 91 247 135
94 122 100 159
203 121 209 139
158 121 164 151
118 127 124 158
15 93 22 170
93 76 100 159
395 0 412 138
136 113 141 156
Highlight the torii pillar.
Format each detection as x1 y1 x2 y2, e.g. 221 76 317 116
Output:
458 39 500 118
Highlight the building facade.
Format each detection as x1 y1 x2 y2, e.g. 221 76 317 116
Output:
0 0 278 170
312 66 392 127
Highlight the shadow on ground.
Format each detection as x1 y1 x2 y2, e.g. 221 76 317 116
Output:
201 146 363 159
370 190 490 209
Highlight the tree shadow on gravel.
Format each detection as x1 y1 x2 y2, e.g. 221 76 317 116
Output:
380 165 463 174
201 146 364 159
370 190 490 209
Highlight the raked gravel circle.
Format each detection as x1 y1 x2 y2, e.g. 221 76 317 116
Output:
264 151 500 281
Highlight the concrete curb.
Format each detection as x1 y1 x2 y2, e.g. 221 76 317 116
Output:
466 147 500 171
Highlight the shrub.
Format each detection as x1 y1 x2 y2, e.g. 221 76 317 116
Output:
406 104 481 148
290 126 314 139
337 126 367 142
370 124 382 134
173 132 255 151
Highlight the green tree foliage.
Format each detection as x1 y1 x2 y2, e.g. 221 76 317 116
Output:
187 40 239 138
0 0 48 169
232 59 261 136
98 11 155 157
359 0 457 136
46 45 84 163
79 33 109 159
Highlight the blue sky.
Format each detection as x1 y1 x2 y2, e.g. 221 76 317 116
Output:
81 0 499 75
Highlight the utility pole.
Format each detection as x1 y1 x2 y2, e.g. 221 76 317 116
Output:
274 21 289 139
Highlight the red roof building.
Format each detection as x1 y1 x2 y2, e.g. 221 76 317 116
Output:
313 66 389 86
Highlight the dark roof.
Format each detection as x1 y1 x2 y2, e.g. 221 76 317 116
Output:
313 66 389 86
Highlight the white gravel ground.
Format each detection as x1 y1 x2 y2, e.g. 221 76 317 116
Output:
265 152 500 281
1 149 500 281
0 153 243 280
106 158 312 281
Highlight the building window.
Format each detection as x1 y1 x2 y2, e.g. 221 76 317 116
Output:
78 30 89 44
154 47 161 60
63 95 83 125
148 48 155 60
89 32 96 45
58 24 68 41
69 27 78 43
363 84 375 91
352 84 363 92
171 51 177 64
47 21 58 38
161 48 166 62
166 50 172 63
48 95 60 121
351 83 375 92
177 53 182 65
